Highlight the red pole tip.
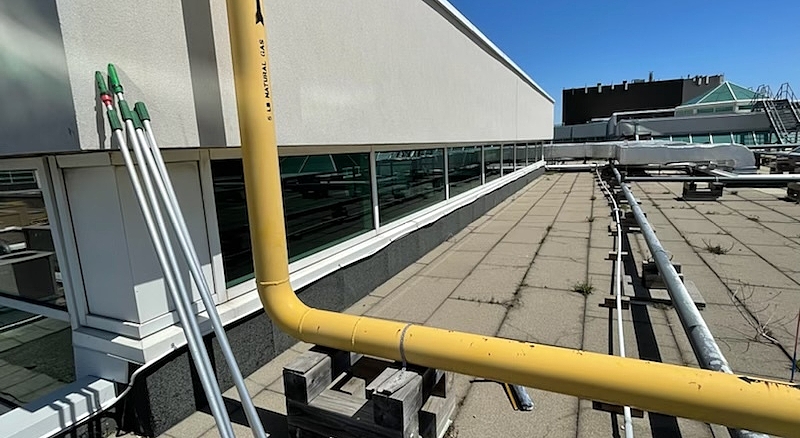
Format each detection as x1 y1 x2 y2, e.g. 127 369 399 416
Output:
100 94 114 106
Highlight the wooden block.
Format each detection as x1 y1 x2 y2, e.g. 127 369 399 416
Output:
309 388 368 417
599 297 629 309
605 250 628 260
284 351 332 404
336 375 367 398
373 371 424 432
288 398 407 438
592 401 644 418
312 345 363 377
366 367 402 397
420 395 456 438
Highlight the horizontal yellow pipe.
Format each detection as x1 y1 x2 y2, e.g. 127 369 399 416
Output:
224 2 800 436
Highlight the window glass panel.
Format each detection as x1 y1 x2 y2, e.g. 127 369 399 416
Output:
515 145 527 169
712 133 732 144
212 153 373 287
0 309 74 412
448 147 481 198
502 145 514 174
692 134 711 144
0 170 65 310
734 132 755 145
697 107 714 114
377 149 445 226
714 106 733 113
0 169 74 411
484 145 501 183
672 135 690 143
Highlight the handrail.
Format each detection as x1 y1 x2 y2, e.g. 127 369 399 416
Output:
222 2 800 436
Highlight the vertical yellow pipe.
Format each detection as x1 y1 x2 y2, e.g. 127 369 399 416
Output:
222 2 800 436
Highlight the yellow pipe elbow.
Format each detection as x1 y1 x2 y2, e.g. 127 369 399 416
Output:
227 2 800 436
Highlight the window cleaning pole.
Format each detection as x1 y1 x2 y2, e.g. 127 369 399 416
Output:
131 99 267 438
96 72 235 438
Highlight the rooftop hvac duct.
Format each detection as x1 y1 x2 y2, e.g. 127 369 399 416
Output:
545 141 756 171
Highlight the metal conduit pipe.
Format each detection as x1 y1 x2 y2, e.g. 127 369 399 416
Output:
611 166 768 438
623 175 800 183
224 2 800 436
596 168 634 438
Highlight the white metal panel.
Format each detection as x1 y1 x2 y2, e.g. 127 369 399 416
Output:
114 161 215 323
65 166 139 322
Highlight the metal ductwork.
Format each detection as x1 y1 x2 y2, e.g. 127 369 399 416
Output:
545 141 756 171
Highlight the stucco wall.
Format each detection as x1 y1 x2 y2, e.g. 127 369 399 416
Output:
1 0 552 156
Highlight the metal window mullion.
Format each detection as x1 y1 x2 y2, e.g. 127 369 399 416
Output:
369 149 380 231
443 147 450 199
480 146 486 185
499 145 504 177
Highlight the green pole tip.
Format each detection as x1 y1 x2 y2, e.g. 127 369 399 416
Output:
118 100 134 121
107 63 123 94
131 110 143 130
107 108 123 131
95 71 109 95
134 102 150 121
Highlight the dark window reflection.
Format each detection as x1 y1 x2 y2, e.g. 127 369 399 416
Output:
212 154 373 287
448 147 481 197
516 145 527 169
0 309 74 413
377 149 445 225
484 145 501 183
0 170 64 310
502 145 515 174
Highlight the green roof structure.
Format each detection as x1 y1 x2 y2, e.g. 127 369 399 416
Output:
681 81 760 106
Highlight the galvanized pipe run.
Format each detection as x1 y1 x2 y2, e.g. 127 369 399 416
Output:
596 168 634 438
623 175 800 183
612 166 768 438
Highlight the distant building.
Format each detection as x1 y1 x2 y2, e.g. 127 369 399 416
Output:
561 74 724 125
556 79 800 146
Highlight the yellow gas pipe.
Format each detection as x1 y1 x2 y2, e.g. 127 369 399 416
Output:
223 2 800 436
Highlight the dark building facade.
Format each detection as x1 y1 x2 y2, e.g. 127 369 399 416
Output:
562 74 724 125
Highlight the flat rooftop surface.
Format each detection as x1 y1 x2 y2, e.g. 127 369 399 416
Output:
154 172 800 438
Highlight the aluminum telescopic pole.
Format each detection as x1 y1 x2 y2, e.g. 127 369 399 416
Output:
133 100 267 438
97 71 235 438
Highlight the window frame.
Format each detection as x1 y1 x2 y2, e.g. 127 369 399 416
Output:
0 157 76 324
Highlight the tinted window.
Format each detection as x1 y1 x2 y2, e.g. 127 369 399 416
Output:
212 153 373 287
376 149 445 225
448 147 481 197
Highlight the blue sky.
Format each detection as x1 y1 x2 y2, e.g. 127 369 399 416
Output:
448 0 800 124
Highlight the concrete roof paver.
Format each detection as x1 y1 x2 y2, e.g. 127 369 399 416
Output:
524 256 587 292
363 276 460 323
425 299 506 336
419 250 486 279
482 242 536 267
450 264 526 303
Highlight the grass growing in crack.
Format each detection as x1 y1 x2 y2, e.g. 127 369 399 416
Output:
586 216 595 223
747 215 760 222
702 239 734 255
730 190 738 195
572 281 594 296
590 195 597 201
546 225 553 232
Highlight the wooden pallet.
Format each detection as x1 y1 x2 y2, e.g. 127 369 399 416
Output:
284 346 455 438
